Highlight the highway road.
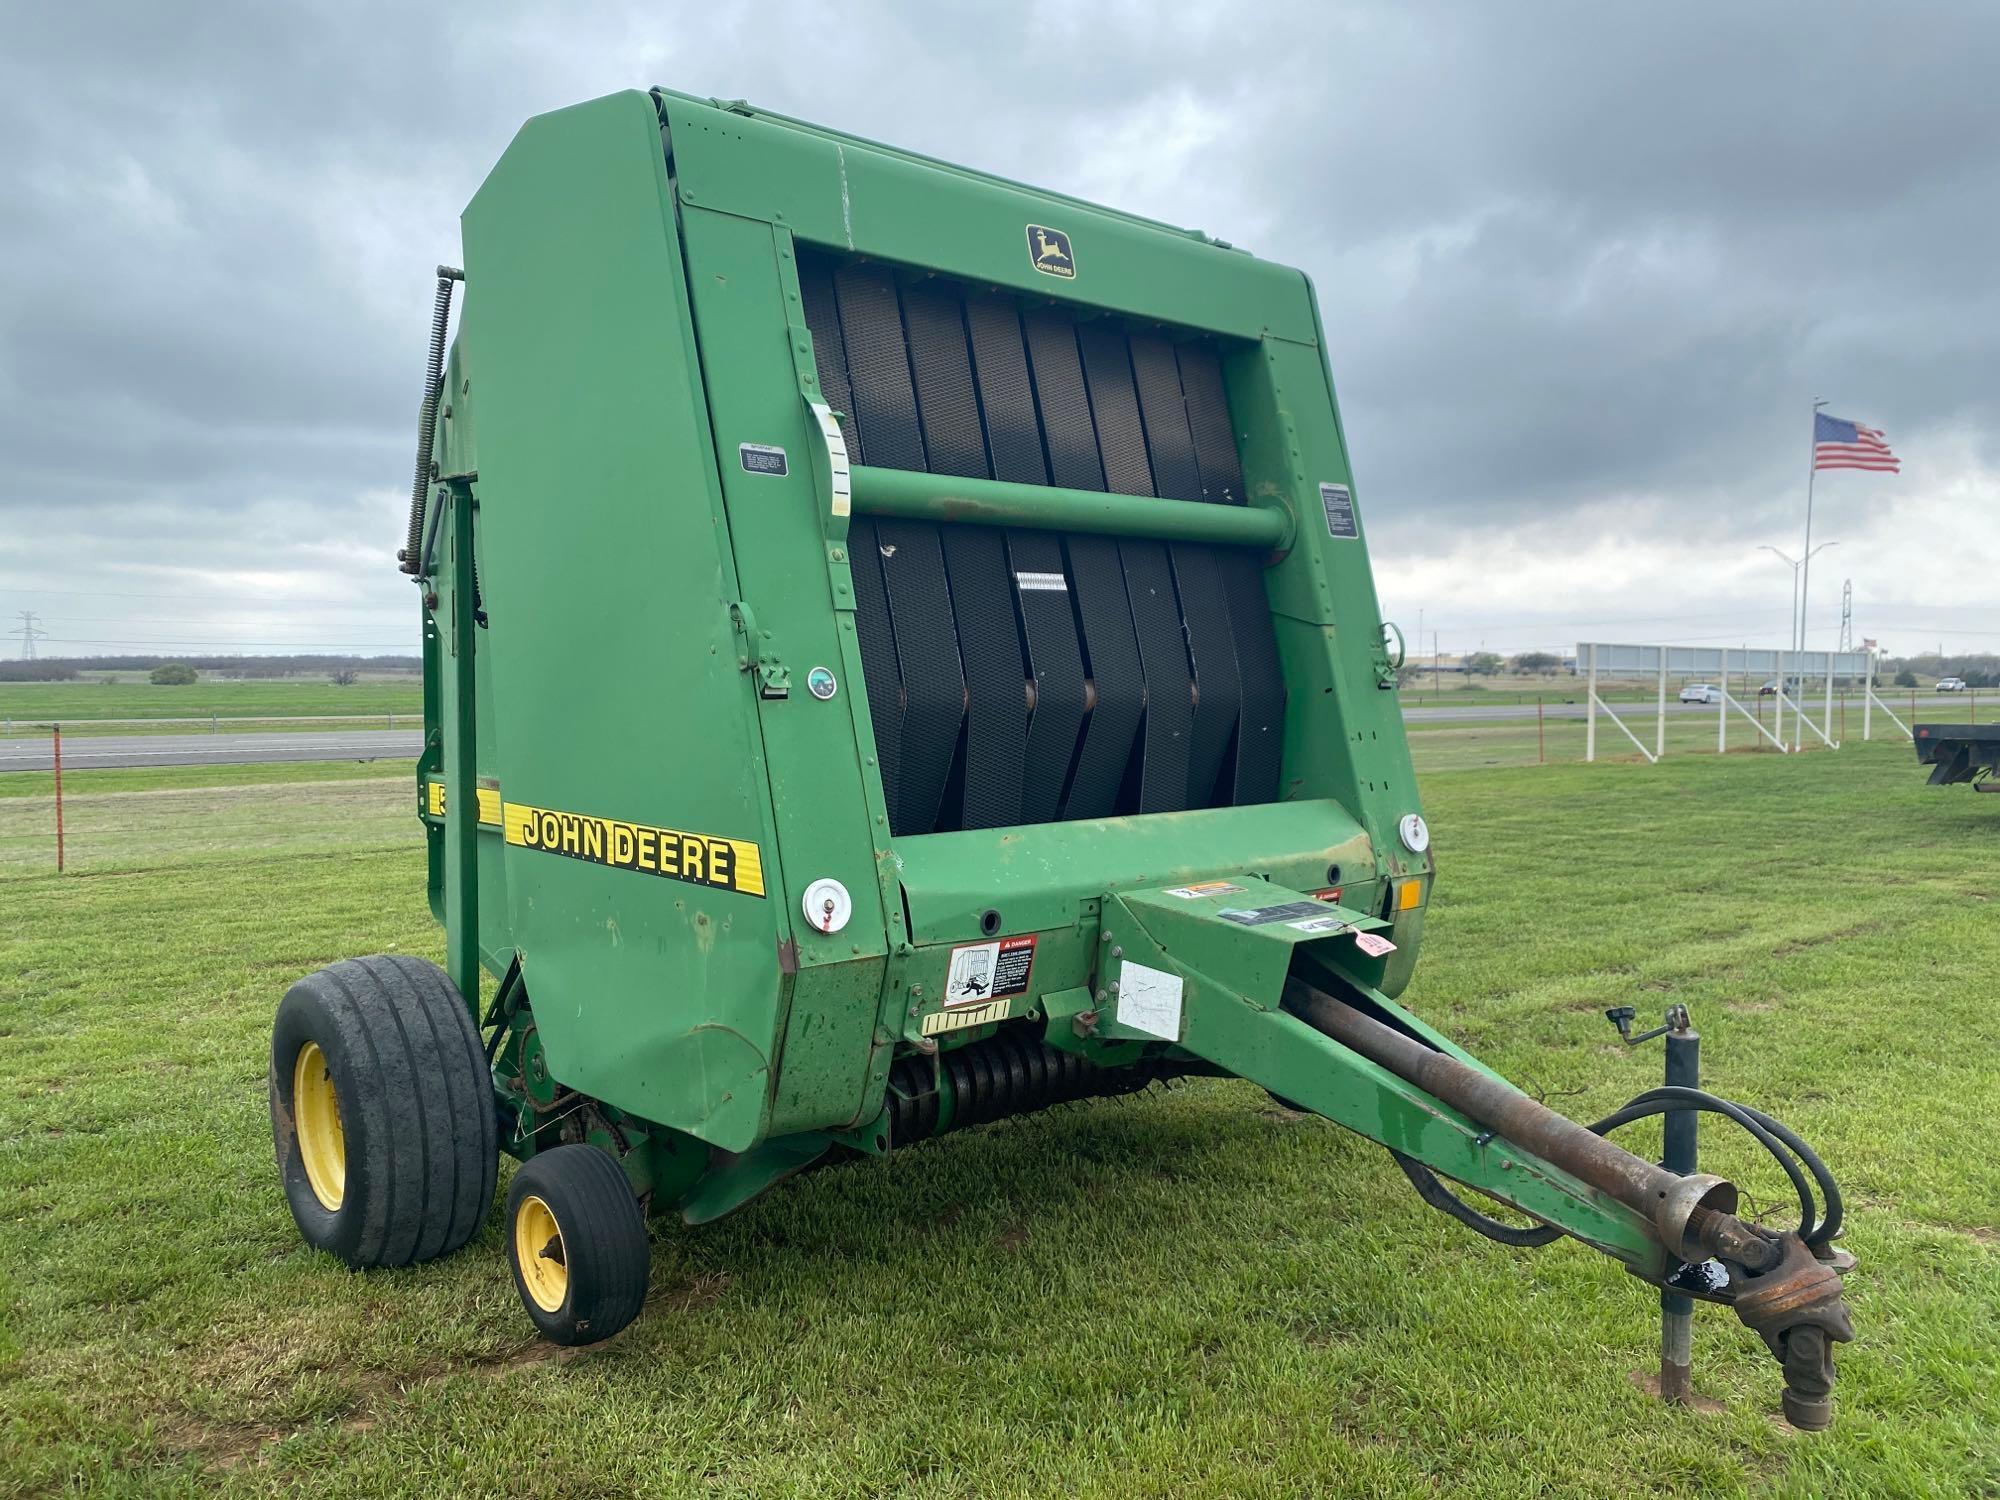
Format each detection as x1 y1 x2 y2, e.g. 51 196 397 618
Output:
1399 699 1732 723
0 699 1750 771
0 729 426 772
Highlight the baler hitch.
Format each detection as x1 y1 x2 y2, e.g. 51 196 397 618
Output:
1287 982 1855 1429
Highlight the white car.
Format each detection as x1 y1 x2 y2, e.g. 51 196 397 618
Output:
1678 684 1722 704
1937 676 1968 692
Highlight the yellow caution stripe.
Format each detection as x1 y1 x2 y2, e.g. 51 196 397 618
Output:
501 800 766 899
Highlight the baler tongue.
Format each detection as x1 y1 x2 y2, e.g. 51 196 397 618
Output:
1102 885 1854 1429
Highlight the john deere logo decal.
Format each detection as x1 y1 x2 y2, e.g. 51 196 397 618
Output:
1027 224 1074 279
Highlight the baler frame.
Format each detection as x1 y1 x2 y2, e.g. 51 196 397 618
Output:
268 86 1855 1421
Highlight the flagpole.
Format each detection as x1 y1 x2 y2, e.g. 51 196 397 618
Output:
1797 398 1829 750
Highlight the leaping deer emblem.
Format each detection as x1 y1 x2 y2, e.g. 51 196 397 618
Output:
1033 228 1070 265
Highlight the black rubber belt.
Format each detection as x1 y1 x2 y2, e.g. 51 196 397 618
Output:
1077 322 1192 815
832 263 964 835
799 258 905 833
902 283 1027 831
965 295 1088 826
1129 332 1244 808
1021 310 1143 820
1178 342 1284 804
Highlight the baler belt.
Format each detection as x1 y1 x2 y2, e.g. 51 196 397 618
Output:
903 284 1029 830
799 260 905 831
1129 333 1244 807
1021 310 1143 819
797 253 1284 829
1077 323 1193 814
964 296 1088 825
1177 343 1285 804
832 264 965 834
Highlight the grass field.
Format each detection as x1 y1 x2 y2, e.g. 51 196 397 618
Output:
0 680 422 733
3 743 1998 1496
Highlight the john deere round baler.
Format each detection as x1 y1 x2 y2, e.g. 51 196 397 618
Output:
269 87 1853 1423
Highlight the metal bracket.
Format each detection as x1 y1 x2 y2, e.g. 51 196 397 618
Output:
1605 1002 1689 1047
729 600 790 698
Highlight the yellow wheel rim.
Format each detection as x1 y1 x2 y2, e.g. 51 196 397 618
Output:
515 1194 569 1312
292 1040 346 1211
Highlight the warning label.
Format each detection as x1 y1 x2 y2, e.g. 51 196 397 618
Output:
1216 901 1329 926
1320 482 1358 539
944 935 1037 1006
1163 880 1245 899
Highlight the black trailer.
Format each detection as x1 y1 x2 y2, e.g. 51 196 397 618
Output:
1914 723 2000 788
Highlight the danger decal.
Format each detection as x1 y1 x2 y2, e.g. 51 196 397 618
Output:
944 934 1037 1006
501 801 766 898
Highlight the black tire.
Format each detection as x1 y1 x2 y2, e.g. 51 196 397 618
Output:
269 955 498 1268
505 1145 650 1346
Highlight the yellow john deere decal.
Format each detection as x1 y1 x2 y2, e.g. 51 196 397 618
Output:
502 802 766 898
425 781 502 824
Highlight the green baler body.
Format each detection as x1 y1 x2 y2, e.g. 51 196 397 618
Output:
413 88 1598 1237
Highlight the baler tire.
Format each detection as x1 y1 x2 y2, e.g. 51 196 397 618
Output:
505 1145 650 1347
269 955 498 1269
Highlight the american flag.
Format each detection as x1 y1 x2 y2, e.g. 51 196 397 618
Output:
1813 412 1900 473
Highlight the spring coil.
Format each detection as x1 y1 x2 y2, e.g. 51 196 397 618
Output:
886 1025 1175 1147
401 267 463 574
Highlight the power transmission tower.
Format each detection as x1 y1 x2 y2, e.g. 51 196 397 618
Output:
1837 580 1853 653
11 610 45 660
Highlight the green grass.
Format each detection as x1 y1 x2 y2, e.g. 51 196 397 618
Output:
0 760 418 802
3 745 1998 1495
0 679 421 731
0 777 412 877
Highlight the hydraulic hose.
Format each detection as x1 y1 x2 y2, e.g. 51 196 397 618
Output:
1391 1084 1840 1254
400 266 463 575
1290 984 1854 1428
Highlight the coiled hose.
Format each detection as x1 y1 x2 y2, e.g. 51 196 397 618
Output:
1392 1083 1842 1254
400 266 463 574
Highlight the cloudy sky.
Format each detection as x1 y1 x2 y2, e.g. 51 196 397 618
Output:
4 1 1995 662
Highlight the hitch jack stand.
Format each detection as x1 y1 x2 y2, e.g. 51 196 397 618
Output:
1609 1004 1701 1406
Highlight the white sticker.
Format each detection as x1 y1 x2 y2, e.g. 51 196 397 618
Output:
1116 961 1184 1041
1353 931 1397 958
1289 915 1350 935
809 400 851 517
1014 571 1068 592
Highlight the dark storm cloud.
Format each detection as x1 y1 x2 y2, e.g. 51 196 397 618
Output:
1 0 1994 653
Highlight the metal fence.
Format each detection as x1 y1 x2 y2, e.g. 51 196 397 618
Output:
0 777 420 877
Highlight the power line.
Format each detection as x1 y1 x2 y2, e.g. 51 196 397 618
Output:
12 610 47 660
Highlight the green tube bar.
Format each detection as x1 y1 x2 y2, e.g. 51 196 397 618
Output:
848 464 1291 550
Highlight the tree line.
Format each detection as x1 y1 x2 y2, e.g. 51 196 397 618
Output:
0 654 420 683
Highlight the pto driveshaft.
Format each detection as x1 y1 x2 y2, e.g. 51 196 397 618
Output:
1285 981 1855 1428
